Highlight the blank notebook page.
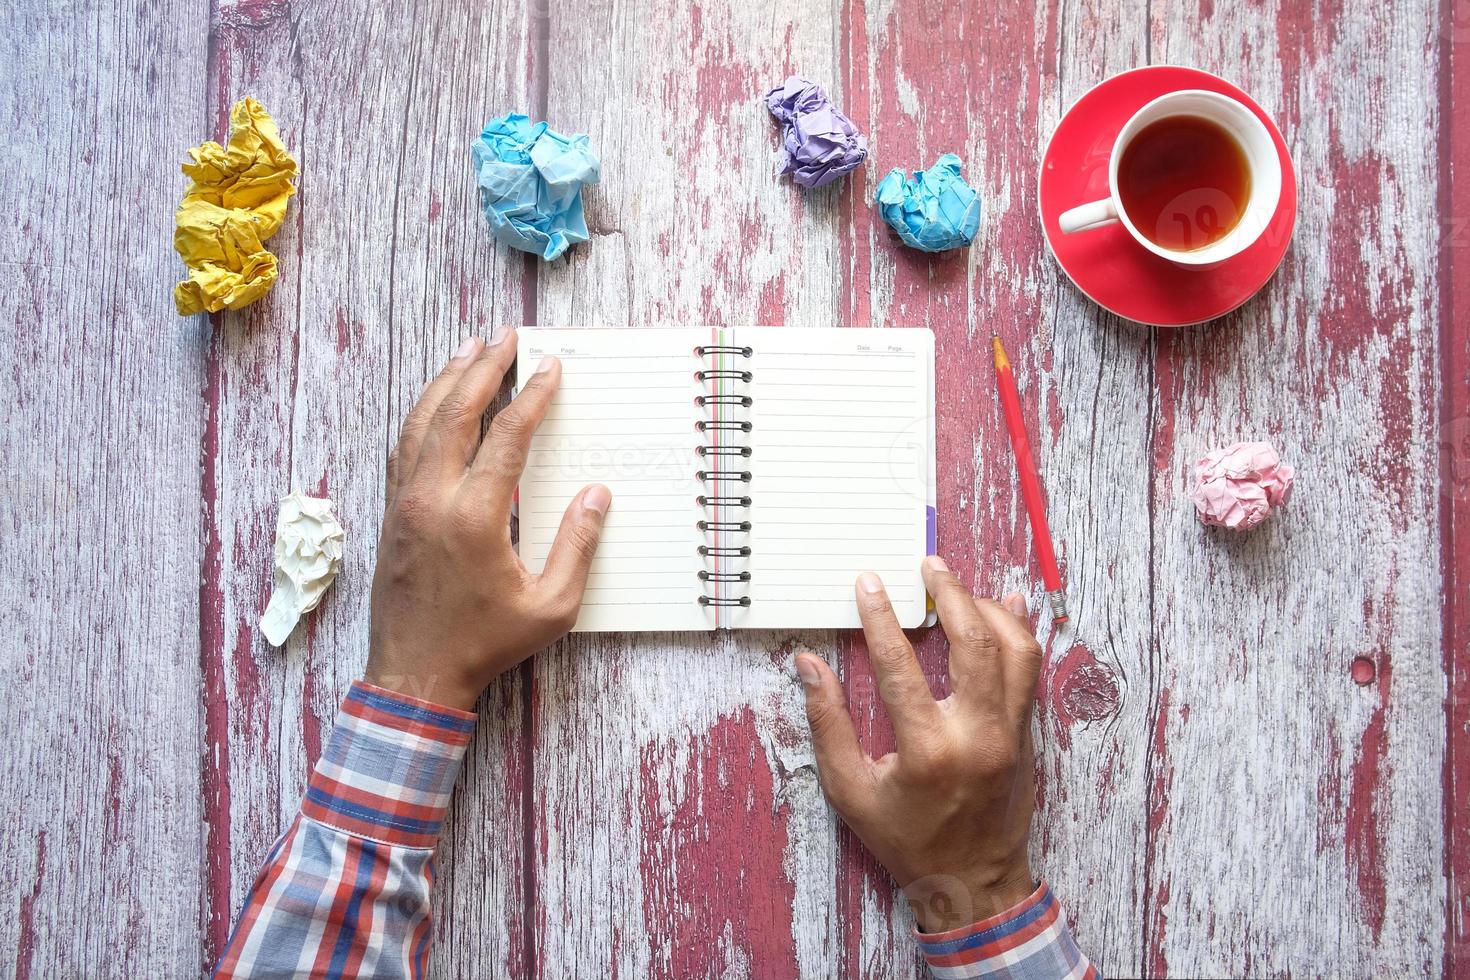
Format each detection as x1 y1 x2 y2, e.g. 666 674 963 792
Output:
517 329 709 632
736 327 930 629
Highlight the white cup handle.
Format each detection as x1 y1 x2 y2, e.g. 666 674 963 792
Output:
1058 198 1119 234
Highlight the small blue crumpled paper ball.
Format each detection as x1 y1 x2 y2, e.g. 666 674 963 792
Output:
764 75 868 189
874 153 982 252
471 113 600 261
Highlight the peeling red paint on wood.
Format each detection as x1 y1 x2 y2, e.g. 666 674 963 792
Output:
1139 2 1449 973
1146 691 1174 827
1045 642 1121 751
300 638 323 767
638 709 799 979
1317 721 1344 854
232 622 265 752
194 4 539 977
14 833 46 980
1346 651 1394 941
1143 687 1174 978
333 309 351 356
1441 1 1470 971
533 0 848 973
838 0 1073 970
199 334 234 967
218 0 290 29
3 1 214 970
1146 877 1171 980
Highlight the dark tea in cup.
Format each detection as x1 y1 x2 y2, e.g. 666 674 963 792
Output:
1117 115 1251 252
1057 88 1281 268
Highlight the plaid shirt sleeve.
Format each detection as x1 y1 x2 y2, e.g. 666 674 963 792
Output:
915 881 1099 979
213 680 475 979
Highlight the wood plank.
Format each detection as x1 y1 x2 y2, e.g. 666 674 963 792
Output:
197 12 299 961
840 0 1155 974
1145 1 1446 974
201 0 533 973
0 0 210 974
533 1 845 974
1443 0 1470 973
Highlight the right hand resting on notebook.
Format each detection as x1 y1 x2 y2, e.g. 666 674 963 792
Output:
364 330 612 711
794 557 1042 934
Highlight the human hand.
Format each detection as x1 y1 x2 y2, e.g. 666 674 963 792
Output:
365 331 611 712
795 556 1043 933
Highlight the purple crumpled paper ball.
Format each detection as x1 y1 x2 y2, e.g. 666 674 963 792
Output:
1190 441 1295 530
764 75 868 189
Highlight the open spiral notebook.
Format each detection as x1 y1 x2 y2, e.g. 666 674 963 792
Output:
515 327 936 631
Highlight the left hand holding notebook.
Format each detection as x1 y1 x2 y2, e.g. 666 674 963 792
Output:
364 330 611 710
796 559 1041 933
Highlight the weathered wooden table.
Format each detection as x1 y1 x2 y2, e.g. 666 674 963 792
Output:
5 0 1467 976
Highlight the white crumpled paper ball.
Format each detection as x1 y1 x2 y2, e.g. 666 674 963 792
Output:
1190 441 1294 531
260 491 345 646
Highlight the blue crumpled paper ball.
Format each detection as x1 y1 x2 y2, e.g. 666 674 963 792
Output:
471 113 600 261
764 75 868 189
874 153 982 252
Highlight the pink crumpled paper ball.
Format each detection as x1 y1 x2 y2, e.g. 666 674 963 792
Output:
1190 441 1295 530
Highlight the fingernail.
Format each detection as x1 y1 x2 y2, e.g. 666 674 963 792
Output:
534 355 557 375
487 327 514 346
795 656 821 687
922 554 948 574
1003 591 1028 616
857 571 884 594
582 484 611 516
453 337 480 362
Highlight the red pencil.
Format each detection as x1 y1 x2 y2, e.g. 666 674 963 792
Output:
991 335 1069 625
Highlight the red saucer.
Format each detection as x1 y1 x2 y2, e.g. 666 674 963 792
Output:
1040 66 1297 327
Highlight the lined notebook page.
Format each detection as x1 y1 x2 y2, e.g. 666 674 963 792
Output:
517 329 710 632
737 328 932 629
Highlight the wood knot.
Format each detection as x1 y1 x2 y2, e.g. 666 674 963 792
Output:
218 0 290 29
1058 659 1121 722
1049 643 1122 740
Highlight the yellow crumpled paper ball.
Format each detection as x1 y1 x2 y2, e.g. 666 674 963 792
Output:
173 98 298 316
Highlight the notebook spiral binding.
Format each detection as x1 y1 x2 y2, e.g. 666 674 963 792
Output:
695 343 754 614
